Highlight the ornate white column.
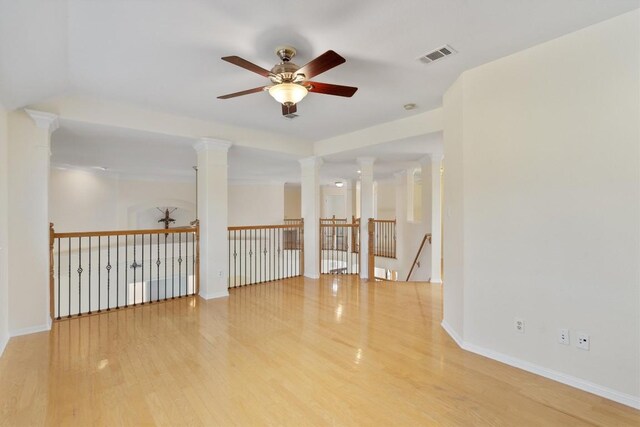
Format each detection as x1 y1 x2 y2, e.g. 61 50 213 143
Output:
418 156 433 281
299 156 322 278
8 110 58 333
430 153 444 283
357 157 375 279
394 171 408 279
194 138 232 299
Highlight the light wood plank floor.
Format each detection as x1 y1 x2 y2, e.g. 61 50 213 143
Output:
1 276 638 426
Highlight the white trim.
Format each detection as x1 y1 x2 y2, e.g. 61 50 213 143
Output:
298 156 323 168
304 273 320 279
199 290 229 300
440 320 464 347
24 109 59 132
0 334 8 357
10 323 51 337
440 322 640 410
193 138 232 152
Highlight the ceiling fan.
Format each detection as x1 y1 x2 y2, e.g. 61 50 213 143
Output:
217 47 358 117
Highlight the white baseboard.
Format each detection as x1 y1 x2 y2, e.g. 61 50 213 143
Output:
304 273 320 279
440 320 464 347
10 323 51 338
199 290 229 300
0 333 8 357
440 321 640 410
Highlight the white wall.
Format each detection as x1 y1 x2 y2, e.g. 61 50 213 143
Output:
443 10 640 406
320 185 347 218
49 168 196 232
375 181 395 220
284 184 301 219
228 183 284 226
7 111 51 334
0 106 9 355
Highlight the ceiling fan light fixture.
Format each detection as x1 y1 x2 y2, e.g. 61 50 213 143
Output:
268 83 308 105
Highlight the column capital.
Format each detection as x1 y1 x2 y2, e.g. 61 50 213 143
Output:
299 156 323 168
193 137 232 153
24 109 59 133
418 155 432 165
428 152 444 163
356 157 375 167
393 170 408 179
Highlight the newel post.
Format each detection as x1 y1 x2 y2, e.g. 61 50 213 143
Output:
49 223 55 321
299 218 305 277
194 219 200 295
368 218 375 280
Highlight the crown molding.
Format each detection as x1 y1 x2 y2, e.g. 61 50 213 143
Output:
193 137 233 152
24 109 59 132
298 156 323 168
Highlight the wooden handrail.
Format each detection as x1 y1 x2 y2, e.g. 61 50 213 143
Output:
54 226 196 238
370 219 396 223
406 233 432 281
319 223 359 228
228 223 303 231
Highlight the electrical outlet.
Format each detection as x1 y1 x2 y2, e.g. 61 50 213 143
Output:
218 270 223 277
577 333 590 350
515 318 525 334
558 329 570 345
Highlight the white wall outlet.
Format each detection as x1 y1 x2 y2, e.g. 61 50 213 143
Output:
218 270 223 277
514 318 525 334
577 333 590 350
558 328 570 345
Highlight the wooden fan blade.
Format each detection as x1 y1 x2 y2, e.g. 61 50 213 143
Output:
217 86 267 99
295 50 345 79
221 56 272 77
307 81 358 97
282 103 297 116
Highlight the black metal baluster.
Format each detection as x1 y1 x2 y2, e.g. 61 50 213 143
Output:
178 232 182 296
98 236 101 313
192 231 195 295
250 229 254 285
164 233 167 299
106 236 111 311
156 233 160 302
133 234 136 306
149 233 152 302
78 237 82 315
184 232 188 295
141 233 145 305
57 238 60 320
67 238 71 318
125 235 128 308
172 233 175 298
233 230 237 288
116 235 120 309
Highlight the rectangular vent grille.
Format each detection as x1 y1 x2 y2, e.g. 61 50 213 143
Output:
283 113 299 119
419 45 456 64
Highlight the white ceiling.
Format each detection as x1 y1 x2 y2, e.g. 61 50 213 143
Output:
1 0 638 141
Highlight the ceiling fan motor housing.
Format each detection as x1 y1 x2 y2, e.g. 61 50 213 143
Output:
269 61 301 83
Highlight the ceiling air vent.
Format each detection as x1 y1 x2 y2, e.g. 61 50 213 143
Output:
419 45 456 64
283 113 299 120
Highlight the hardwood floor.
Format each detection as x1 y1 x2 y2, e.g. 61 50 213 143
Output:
1 276 638 426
